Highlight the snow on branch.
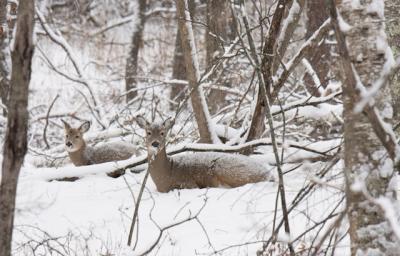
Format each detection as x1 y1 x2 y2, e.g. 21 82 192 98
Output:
29 138 337 182
271 18 331 102
355 56 400 113
35 7 100 111
271 90 342 116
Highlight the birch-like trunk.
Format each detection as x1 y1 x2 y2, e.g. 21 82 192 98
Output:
175 0 218 144
125 0 146 103
385 1 400 123
335 1 399 255
0 0 35 255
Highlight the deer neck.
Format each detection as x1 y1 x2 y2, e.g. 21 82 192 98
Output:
68 142 90 166
148 146 171 176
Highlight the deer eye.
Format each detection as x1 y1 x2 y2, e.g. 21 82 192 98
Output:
147 131 151 136
75 135 79 139
160 131 165 136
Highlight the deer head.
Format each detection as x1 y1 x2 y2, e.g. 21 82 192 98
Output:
62 120 91 152
136 116 173 157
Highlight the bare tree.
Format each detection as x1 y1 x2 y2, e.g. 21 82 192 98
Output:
176 0 218 143
0 0 35 255
245 0 288 143
330 0 399 255
170 0 195 106
0 0 10 111
205 0 235 113
303 0 330 96
125 0 147 102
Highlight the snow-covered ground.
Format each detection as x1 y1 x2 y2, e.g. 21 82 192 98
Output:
13 141 347 255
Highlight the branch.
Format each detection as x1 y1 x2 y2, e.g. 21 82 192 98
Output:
35 7 99 109
127 170 150 246
271 18 331 102
43 94 59 149
271 91 342 116
32 138 336 182
135 197 207 256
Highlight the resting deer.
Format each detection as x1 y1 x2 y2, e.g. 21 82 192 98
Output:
136 116 274 193
62 120 137 166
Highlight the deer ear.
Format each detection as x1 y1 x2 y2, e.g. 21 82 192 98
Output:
78 121 91 133
61 119 71 130
136 115 149 129
163 117 173 130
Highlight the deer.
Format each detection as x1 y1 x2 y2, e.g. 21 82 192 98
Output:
135 116 274 193
62 120 137 166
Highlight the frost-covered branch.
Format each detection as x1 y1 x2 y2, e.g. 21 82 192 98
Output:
271 18 331 102
31 138 337 182
272 0 305 74
355 56 400 112
36 7 99 109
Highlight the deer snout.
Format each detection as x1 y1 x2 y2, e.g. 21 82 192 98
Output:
151 141 160 148
66 141 73 147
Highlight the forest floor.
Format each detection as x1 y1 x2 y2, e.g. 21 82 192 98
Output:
12 139 347 256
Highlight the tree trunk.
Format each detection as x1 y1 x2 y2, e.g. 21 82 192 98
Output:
272 0 305 74
0 0 10 111
331 0 399 255
385 1 400 122
176 0 218 143
125 0 146 103
205 0 235 113
170 0 195 106
303 0 330 96
245 0 287 144
0 0 35 255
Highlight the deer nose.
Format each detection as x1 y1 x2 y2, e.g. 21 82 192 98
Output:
66 142 72 147
151 141 160 148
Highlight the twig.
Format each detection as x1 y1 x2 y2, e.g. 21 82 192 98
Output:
43 94 59 149
127 169 151 246
136 197 208 256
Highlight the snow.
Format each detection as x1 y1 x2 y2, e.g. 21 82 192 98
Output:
338 13 352 33
366 0 384 19
277 0 301 48
6 1 396 255
302 58 323 95
14 156 345 255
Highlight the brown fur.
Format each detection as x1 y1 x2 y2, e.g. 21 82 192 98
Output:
62 120 137 166
136 116 273 193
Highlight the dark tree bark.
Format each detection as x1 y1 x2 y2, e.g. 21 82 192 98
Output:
170 0 195 106
205 0 235 113
0 0 35 255
245 0 287 144
0 0 10 111
303 0 331 96
176 0 218 143
125 0 147 103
